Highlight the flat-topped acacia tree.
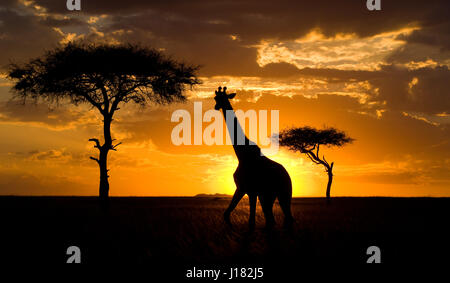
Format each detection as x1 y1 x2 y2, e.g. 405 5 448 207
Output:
8 43 200 205
279 126 354 202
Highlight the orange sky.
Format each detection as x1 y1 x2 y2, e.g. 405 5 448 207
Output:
0 0 449 197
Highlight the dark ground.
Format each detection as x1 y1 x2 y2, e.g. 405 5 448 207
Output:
0 196 449 273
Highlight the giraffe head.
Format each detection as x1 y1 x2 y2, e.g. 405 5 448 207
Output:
214 86 236 111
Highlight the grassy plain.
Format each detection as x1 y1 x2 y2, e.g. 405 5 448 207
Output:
0 196 448 267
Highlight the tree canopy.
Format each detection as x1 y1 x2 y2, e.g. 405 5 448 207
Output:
279 126 354 154
8 43 201 114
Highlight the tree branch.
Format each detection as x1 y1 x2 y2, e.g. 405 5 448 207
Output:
109 93 124 116
79 91 102 113
306 152 321 164
111 142 122 151
100 85 110 114
89 156 100 164
306 149 332 171
307 150 320 162
89 138 101 149
316 144 320 159
323 155 330 167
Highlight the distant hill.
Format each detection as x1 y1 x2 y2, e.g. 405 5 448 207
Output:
194 193 232 198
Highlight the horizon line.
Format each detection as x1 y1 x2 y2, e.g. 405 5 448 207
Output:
0 195 447 198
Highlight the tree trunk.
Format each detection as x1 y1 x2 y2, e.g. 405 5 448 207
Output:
99 149 109 200
325 162 334 204
326 171 333 199
98 115 112 208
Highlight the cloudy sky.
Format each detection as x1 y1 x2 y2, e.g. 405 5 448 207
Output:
0 0 449 196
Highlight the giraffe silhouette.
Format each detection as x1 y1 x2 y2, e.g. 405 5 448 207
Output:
214 86 294 230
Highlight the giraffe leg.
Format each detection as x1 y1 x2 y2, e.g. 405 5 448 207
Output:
248 194 257 231
277 180 294 228
259 194 276 229
224 188 245 226
278 192 294 228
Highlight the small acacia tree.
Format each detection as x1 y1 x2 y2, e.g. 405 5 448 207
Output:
8 43 200 205
279 126 354 201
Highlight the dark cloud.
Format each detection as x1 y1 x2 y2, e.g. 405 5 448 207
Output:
387 22 450 65
38 15 86 27
297 68 378 82
0 101 88 129
397 24 450 51
2 1 448 77
286 65 450 115
10 0 444 77
88 0 450 77
33 0 449 40
0 6 62 68
396 4 450 50
368 65 450 115
1 0 450 70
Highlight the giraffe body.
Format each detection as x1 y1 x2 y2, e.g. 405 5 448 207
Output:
233 155 293 228
214 86 294 229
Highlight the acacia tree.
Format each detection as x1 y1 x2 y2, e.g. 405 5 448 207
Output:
8 43 200 205
279 126 354 201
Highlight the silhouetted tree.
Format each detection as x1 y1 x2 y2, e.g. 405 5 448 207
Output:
8 43 200 206
279 126 354 202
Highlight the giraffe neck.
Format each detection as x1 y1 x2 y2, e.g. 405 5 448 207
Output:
221 102 261 163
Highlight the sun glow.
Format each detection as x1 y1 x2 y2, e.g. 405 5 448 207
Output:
210 152 319 197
